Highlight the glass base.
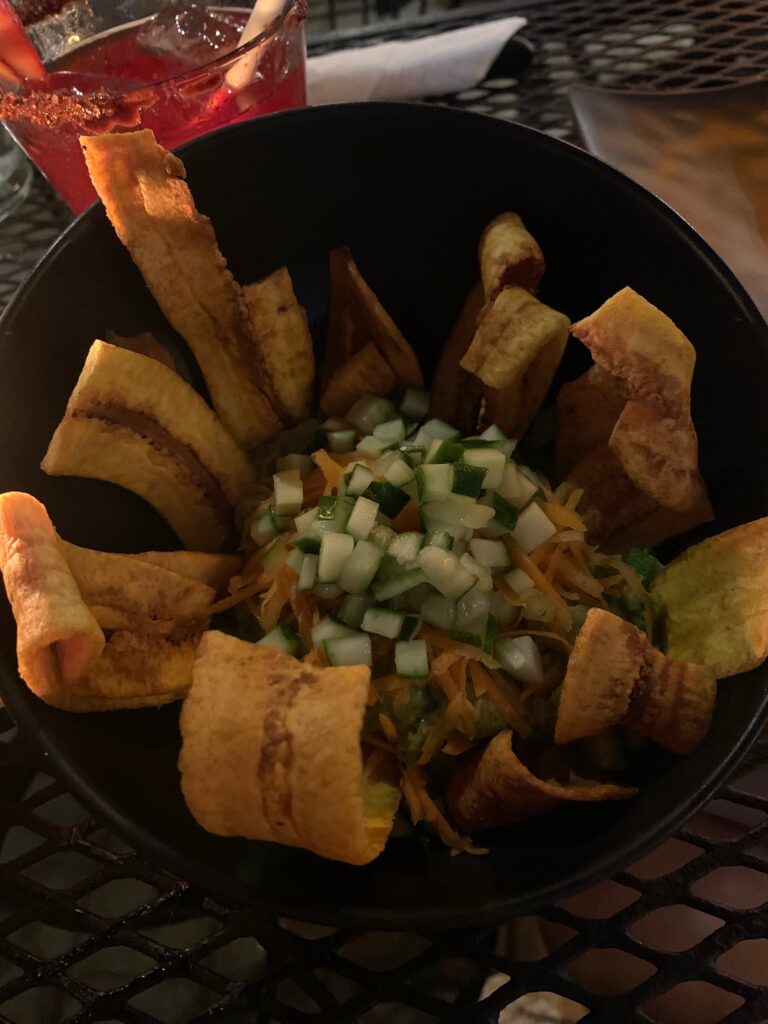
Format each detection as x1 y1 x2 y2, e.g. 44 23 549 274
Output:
0 130 32 224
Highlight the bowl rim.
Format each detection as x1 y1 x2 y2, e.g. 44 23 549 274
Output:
2 101 767 929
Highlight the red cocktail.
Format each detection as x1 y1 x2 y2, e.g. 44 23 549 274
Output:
0 1 306 212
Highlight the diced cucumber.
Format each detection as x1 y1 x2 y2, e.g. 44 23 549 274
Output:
385 458 415 487
357 435 389 455
344 464 372 498
495 636 543 685
456 587 491 631
421 418 461 441
328 429 356 453
286 547 305 574
497 462 538 508
479 424 507 441
422 593 457 629
257 624 301 655
338 593 373 629
490 590 518 626
338 540 385 594
451 462 487 498
307 498 353 535
318 532 355 582
371 568 427 602
373 417 407 444
460 554 493 592
364 481 410 519
398 443 426 467
313 582 342 600
461 448 505 490
298 553 318 591
371 451 399 478
388 531 423 565
482 615 497 656
273 469 303 515
294 507 318 534
260 537 289 572
295 534 321 554
415 463 452 501
469 538 511 568
362 606 405 639
322 417 346 431
417 547 476 600
325 633 373 667
269 506 291 532
369 523 396 550
425 438 463 464
399 388 430 421
395 639 429 678
347 496 380 541
277 453 315 479
424 529 453 551
311 616 357 643
318 495 339 520
493 492 519 529
250 512 277 546
399 614 421 641
346 395 396 434
421 495 495 530
504 568 535 595
511 503 556 554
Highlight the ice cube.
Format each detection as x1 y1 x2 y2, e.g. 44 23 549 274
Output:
137 1 242 66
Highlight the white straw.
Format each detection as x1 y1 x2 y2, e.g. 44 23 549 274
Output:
225 0 285 90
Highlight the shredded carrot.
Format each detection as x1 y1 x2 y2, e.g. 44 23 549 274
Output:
378 713 398 744
302 468 326 505
497 628 573 653
495 576 525 607
302 645 326 667
538 500 586 532
209 572 276 613
391 500 422 534
564 487 584 513
442 736 477 756
259 565 295 631
289 587 316 649
311 448 345 493
418 723 447 765
469 662 531 737
544 543 567 582
502 537 572 633
373 675 409 696
401 766 486 854
363 733 397 753
422 627 500 668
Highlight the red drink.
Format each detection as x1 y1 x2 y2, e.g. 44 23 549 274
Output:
1 2 306 212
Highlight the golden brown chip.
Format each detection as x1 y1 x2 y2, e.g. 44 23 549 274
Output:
104 329 176 369
324 247 423 390
320 341 398 416
81 130 284 447
555 365 627 480
178 631 400 864
0 493 105 703
41 340 256 552
428 282 484 432
243 267 315 422
447 730 636 832
128 550 242 597
479 212 545 300
653 518 768 678
461 286 570 390
554 608 716 756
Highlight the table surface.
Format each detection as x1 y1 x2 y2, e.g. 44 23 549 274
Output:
1 1 768 1022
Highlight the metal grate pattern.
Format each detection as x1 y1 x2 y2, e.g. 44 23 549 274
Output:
1 0 768 1020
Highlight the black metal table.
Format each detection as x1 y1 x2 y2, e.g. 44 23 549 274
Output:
1 1 767 1020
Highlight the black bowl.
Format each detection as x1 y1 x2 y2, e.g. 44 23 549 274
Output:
1 103 767 930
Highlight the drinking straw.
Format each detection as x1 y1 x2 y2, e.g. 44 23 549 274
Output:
225 0 286 90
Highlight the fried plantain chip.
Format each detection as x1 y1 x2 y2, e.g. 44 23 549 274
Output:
104 329 176 370
127 550 241 597
555 365 627 480
243 267 315 422
320 341 398 416
479 212 546 300
653 518 768 678
428 282 485 433
324 247 423 391
81 130 284 447
461 286 570 390
0 493 104 702
179 631 400 864
554 608 716 755
42 341 256 552
447 729 636 832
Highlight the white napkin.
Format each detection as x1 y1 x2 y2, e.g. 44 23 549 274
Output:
306 16 527 105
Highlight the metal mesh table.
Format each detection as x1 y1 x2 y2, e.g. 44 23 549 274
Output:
1 1 768 1021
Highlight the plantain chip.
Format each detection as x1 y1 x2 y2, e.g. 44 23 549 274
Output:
479 211 545 300
447 729 636 832
127 550 241 597
243 266 315 422
179 631 400 865
653 518 768 678
320 341 398 416
555 364 627 480
428 282 485 433
324 247 423 391
554 608 716 755
104 329 176 370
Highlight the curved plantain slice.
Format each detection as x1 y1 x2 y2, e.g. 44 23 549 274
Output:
320 341 398 416
0 493 105 703
479 212 545 300
554 608 716 755
42 340 256 552
428 282 485 433
555 364 627 480
447 729 636 833
179 631 401 865
652 518 768 678
104 328 176 370
126 550 242 597
81 130 284 448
